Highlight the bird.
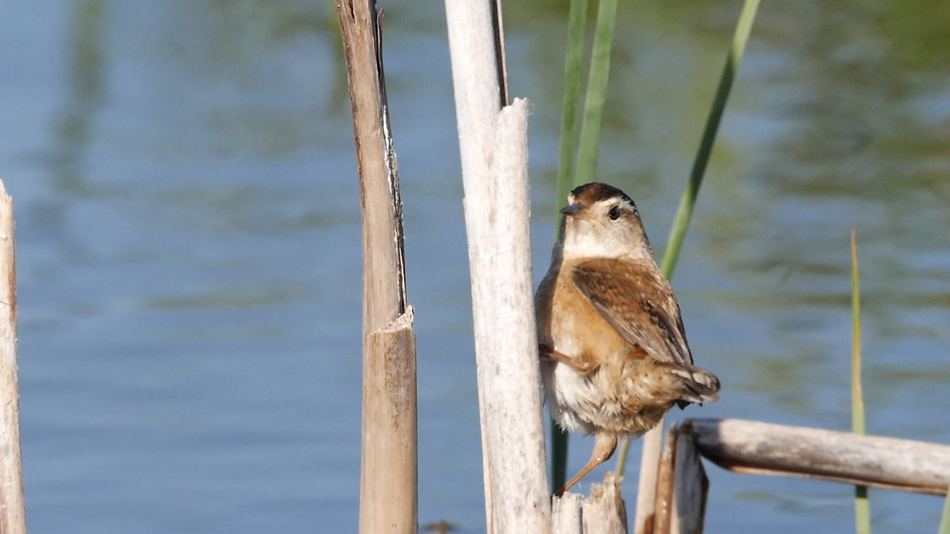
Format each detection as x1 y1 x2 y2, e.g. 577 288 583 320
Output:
535 182 720 496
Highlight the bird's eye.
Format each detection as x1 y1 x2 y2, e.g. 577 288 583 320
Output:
608 205 621 221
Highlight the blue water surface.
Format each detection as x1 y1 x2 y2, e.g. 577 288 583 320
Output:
2 1 949 533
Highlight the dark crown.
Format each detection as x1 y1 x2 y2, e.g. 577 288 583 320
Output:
570 182 635 208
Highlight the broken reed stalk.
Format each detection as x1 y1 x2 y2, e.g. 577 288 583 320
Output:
582 473 628 534
851 230 871 534
652 426 678 534
334 2 418 533
688 418 950 495
652 424 710 534
552 473 628 534
0 181 26 534
444 1 551 532
669 426 709 534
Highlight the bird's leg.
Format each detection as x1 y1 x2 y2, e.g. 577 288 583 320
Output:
539 344 601 375
554 432 618 497
538 344 570 363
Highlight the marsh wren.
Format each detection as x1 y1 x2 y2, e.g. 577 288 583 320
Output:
536 182 720 496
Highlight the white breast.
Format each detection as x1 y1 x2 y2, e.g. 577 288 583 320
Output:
542 361 599 435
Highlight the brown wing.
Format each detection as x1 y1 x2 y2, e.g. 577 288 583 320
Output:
571 258 693 366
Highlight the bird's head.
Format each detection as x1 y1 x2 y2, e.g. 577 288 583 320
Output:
557 182 654 262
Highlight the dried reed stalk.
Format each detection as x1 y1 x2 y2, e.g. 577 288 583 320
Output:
335 2 417 532
688 418 950 495
444 1 550 531
0 181 26 534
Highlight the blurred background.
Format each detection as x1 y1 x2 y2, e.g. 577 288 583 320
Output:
2 0 949 532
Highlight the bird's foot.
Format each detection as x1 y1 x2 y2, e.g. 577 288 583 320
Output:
539 344 600 374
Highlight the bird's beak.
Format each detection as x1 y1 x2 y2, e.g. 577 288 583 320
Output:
561 203 599 223
560 203 584 217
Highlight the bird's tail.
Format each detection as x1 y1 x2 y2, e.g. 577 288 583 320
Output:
668 364 720 409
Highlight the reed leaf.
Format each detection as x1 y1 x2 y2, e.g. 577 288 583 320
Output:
574 0 618 186
660 0 760 279
550 0 591 494
555 0 590 232
616 0 761 479
550 0 621 493
852 230 872 534
939 484 950 534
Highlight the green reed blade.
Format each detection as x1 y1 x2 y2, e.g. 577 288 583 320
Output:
555 0 590 234
551 0 591 494
939 484 950 534
660 0 759 279
852 230 872 534
573 0 618 187
616 0 761 478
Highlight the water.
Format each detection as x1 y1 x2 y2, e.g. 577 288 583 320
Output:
3 1 949 532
